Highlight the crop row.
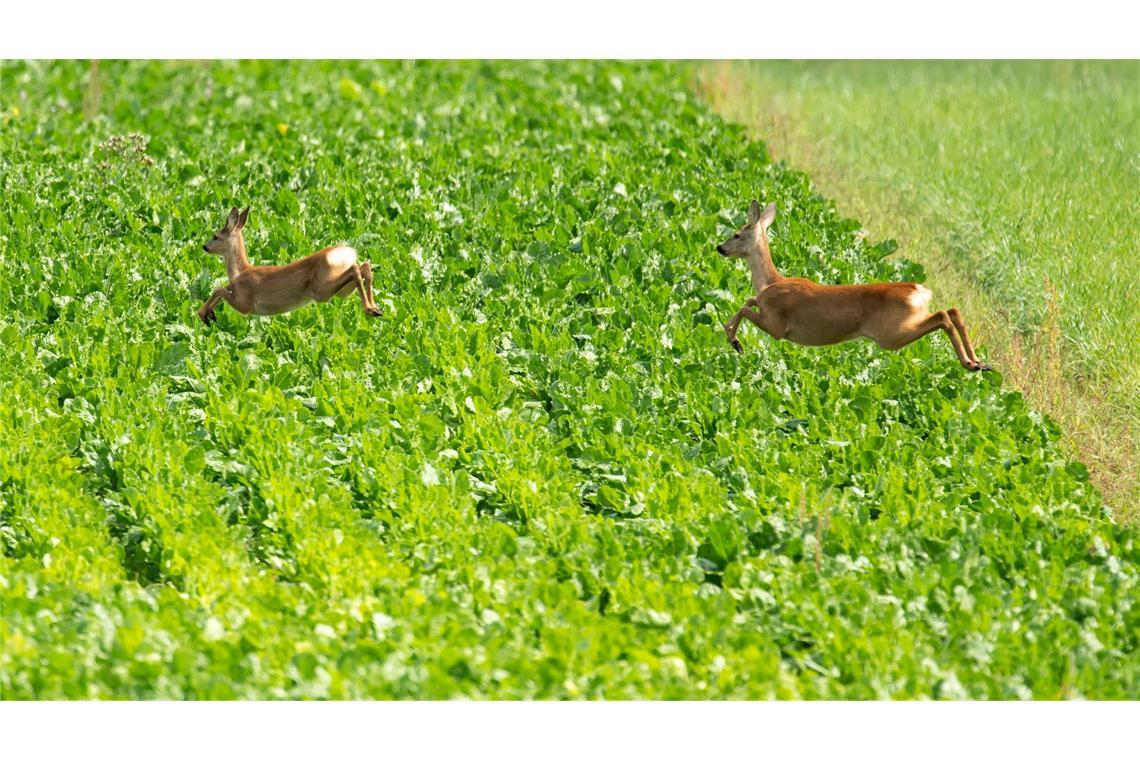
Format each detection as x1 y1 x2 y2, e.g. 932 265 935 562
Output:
1 60 1136 697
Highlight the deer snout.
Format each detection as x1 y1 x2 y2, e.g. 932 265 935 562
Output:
716 244 726 255
203 244 210 252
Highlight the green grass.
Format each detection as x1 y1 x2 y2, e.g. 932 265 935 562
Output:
1 61 1138 699
697 60 1140 516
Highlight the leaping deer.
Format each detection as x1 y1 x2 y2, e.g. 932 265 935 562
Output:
717 201 991 371
197 206 382 325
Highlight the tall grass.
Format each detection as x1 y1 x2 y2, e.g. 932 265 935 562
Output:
697 60 1139 519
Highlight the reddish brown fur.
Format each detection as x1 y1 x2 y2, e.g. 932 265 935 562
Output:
197 208 381 324
718 201 990 371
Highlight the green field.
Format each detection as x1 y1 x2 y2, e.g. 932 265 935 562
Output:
698 60 1140 516
1 61 1138 698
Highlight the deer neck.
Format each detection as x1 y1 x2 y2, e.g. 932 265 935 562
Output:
747 230 782 295
224 233 252 281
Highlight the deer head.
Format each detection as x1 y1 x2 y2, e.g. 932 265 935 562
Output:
716 200 776 258
203 206 250 256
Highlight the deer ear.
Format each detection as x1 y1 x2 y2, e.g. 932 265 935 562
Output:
747 200 762 225
236 207 250 230
758 202 777 230
225 207 241 231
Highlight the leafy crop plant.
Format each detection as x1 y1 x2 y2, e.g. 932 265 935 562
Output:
0 61 1136 698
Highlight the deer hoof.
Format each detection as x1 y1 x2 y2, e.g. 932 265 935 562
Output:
367 307 383 318
731 339 743 353
978 363 993 372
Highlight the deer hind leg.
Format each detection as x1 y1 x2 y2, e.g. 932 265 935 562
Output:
317 265 381 317
946 308 990 370
876 310 981 371
332 263 381 314
358 262 381 313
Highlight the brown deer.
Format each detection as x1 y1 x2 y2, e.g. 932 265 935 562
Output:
197 206 382 324
717 201 991 371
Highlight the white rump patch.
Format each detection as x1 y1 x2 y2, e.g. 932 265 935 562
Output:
909 284 933 308
325 245 358 269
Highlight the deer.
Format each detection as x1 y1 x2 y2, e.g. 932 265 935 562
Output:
197 206 383 325
716 200 991 371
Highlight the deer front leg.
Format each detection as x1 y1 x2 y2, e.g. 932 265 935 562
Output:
725 297 780 353
724 305 756 353
198 287 239 325
724 297 762 352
